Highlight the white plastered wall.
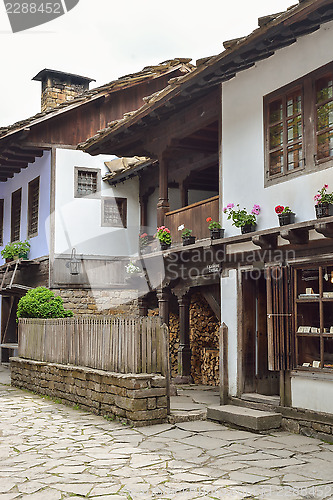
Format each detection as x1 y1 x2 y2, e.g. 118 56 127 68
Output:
54 148 140 257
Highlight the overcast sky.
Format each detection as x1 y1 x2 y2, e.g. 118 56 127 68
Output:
0 0 294 127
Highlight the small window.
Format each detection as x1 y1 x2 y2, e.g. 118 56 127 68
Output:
315 74 333 161
102 197 127 228
0 199 4 246
74 167 101 198
267 88 303 177
28 177 40 238
11 188 21 242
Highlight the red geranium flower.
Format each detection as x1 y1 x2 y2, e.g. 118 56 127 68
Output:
275 205 284 214
206 217 212 222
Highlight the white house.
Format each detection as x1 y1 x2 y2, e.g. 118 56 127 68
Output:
0 61 193 361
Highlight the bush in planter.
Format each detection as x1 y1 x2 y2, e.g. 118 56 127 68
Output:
1 240 31 261
178 225 196 245
206 217 224 239
17 287 73 319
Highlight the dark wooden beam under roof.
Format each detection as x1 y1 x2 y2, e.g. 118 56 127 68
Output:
0 159 28 168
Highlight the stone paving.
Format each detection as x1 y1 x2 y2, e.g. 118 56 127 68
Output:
0 365 333 499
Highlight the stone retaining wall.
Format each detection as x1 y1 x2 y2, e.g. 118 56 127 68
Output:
281 407 333 443
11 358 168 426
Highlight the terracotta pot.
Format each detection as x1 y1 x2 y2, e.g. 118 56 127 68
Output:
278 212 295 226
315 203 333 218
182 236 196 246
241 224 256 234
209 228 225 240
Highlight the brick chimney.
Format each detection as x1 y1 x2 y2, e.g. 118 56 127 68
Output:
32 69 95 112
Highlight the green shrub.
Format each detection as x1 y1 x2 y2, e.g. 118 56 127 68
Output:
17 287 74 320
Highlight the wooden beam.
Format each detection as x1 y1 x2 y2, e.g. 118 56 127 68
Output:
314 221 333 238
252 233 278 249
0 159 28 168
280 227 309 245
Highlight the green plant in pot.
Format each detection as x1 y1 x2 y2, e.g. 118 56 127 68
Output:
314 184 333 218
178 225 196 246
206 217 224 240
223 203 260 234
156 226 171 250
1 240 31 262
275 205 295 226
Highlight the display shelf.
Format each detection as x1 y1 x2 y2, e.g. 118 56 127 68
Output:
294 264 333 370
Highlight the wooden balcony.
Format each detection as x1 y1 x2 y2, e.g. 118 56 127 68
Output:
165 195 219 244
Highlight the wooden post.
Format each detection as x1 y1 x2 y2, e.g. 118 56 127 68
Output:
157 154 170 226
219 322 229 405
138 296 148 317
180 179 189 208
157 287 170 326
176 293 192 382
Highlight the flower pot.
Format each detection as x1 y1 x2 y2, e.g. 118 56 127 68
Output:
241 224 256 234
19 252 29 260
182 236 196 246
5 257 12 263
209 228 225 240
315 203 333 219
278 212 295 226
160 242 171 251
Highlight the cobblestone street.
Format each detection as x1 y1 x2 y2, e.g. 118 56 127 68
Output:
0 365 333 499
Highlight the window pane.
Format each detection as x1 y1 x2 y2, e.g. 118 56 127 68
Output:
287 144 303 171
287 116 302 143
269 150 283 175
317 102 333 131
316 76 333 103
269 100 282 123
286 92 301 117
269 123 283 148
28 178 39 237
317 130 333 160
104 200 121 225
77 170 97 196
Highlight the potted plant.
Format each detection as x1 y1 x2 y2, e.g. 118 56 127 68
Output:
314 184 333 218
156 226 171 251
275 205 295 226
1 240 30 262
206 217 224 240
223 203 260 234
178 225 196 246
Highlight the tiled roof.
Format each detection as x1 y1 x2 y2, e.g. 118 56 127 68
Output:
0 59 194 141
103 156 157 184
79 0 333 154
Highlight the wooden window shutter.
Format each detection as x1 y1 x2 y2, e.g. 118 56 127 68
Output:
266 266 293 371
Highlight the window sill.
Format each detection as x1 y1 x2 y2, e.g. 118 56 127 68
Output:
265 158 333 187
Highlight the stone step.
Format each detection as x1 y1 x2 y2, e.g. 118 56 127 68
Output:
229 396 281 414
207 404 282 431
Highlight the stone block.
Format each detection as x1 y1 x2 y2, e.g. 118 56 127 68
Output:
156 396 167 408
151 376 167 388
126 387 166 399
147 398 157 410
312 422 332 434
207 405 281 431
114 395 147 412
281 418 300 434
126 408 167 422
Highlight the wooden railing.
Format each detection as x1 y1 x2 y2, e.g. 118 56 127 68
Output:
165 195 219 243
18 316 169 376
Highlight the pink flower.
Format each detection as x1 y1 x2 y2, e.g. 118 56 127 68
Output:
251 204 261 215
324 184 329 189
227 203 234 210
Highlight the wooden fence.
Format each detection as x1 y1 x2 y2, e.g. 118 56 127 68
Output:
18 316 169 376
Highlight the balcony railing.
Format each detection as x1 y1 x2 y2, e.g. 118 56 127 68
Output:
165 195 219 244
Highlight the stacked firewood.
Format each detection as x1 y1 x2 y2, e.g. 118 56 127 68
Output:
189 293 220 386
148 309 180 377
148 292 220 385
201 349 220 385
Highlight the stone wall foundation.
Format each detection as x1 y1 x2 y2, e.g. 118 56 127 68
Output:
10 357 167 426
